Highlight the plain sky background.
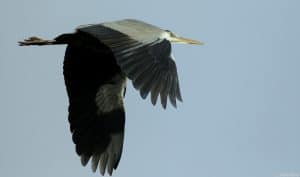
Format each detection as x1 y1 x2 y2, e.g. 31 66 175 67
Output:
1 0 299 177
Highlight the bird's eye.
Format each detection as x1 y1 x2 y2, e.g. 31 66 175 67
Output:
165 30 176 37
165 30 173 35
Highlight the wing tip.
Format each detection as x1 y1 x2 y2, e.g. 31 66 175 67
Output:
81 155 90 166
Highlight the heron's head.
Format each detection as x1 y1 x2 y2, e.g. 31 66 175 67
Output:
163 30 203 45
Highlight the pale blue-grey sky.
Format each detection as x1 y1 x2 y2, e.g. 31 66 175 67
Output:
1 0 300 177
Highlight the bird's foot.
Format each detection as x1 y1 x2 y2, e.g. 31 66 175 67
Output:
18 36 55 46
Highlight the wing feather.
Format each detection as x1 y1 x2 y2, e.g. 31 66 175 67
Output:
150 70 164 105
160 74 172 109
169 75 178 107
78 25 182 108
139 65 161 99
133 63 156 89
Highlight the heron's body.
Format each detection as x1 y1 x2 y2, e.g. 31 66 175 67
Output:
19 19 202 176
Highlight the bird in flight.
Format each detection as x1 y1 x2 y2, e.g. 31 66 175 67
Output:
19 19 202 175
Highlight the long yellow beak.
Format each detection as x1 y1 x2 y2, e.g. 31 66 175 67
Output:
171 36 204 45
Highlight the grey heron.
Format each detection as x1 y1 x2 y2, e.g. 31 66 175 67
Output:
19 19 202 176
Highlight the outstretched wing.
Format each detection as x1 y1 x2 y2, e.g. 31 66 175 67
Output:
78 25 182 108
63 32 126 175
